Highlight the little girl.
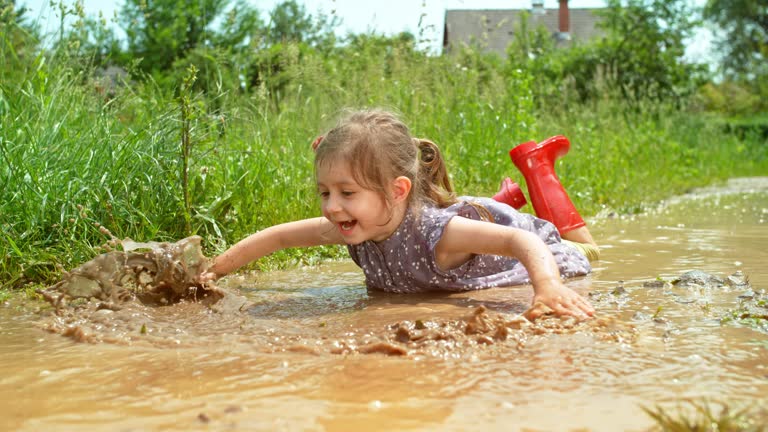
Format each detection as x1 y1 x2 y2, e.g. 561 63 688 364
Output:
200 109 600 319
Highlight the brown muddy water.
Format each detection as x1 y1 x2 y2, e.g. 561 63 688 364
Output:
2 177 768 432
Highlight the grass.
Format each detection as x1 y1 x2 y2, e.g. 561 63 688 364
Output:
721 115 768 140
643 400 767 432
1 42 767 289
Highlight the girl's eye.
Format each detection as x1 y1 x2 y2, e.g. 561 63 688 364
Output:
342 191 355 197
318 191 330 198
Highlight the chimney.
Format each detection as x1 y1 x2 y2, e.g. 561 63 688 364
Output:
556 0 572 42
532 0 546 15
559 0 570 33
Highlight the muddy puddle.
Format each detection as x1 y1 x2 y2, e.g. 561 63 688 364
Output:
2 177 768 431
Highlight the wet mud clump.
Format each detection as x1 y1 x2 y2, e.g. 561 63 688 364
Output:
722 294 768 333
37 236 219 309
594 269 767 335
641 269 750 291
719 272 768 333
278 305 638 358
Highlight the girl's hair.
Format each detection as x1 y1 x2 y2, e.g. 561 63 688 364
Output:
314 109 458 210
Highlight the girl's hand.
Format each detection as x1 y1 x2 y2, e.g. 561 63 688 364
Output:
529 279 594 320
197 271 219 284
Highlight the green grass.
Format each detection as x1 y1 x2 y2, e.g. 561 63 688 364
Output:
720 114 768 140
1 43 767 289
643 400 767 432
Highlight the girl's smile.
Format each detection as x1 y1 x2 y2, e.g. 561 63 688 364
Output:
338 220 356 232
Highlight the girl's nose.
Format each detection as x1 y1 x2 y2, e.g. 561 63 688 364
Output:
324 195 342 213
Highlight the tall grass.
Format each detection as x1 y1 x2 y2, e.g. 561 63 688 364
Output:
536 102 766 216
1 41 766 289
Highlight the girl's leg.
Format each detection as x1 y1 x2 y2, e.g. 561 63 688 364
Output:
508 135 599 250
562 226 596 247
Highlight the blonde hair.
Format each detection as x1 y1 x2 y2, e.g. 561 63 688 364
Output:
313 109 458 210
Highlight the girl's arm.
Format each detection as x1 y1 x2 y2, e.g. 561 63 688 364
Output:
435 216 594 319
200 217 343 281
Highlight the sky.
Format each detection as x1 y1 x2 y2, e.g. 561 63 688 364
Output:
20 0 713 58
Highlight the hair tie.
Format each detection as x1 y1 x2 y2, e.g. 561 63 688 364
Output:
311 135 324 152
418 139 435 163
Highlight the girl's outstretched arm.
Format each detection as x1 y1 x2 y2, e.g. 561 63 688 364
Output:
200 217 343 282
436 216 594 319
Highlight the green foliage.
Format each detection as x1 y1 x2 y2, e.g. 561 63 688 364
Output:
0 0 40 80
120 0 262 77
703 0 768 115
505 0 708 107
79 14 124 67
505 10 563 103
703 0 768 81
266 0 339 49
644 400 767 432
695 81 765 115
593 0 707 104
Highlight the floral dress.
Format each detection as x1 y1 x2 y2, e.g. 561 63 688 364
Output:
347 197 591 293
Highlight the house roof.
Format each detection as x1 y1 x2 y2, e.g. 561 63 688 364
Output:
444 8 604 55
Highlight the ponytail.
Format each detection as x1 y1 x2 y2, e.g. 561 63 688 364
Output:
413 138 494 221
414 138 458 208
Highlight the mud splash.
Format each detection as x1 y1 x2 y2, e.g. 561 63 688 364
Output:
35 235 259 346
37 235 216 308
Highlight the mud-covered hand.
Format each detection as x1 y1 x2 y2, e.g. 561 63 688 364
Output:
529 279 594 320
196 270 219 284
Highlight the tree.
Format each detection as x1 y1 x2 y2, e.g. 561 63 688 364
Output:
502 0 707 106
565 0 708 105
703 0 768 81
119 0 262 74
266 0 339 50
80 14 124 67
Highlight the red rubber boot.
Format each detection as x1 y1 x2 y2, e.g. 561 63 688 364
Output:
492 177 527 209
509 135 585 233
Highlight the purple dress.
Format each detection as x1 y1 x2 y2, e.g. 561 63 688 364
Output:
347 197 591 293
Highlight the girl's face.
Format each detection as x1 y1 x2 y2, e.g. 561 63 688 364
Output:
316 160 399 244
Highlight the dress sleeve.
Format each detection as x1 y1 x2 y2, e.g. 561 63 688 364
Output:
419 202 475 253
